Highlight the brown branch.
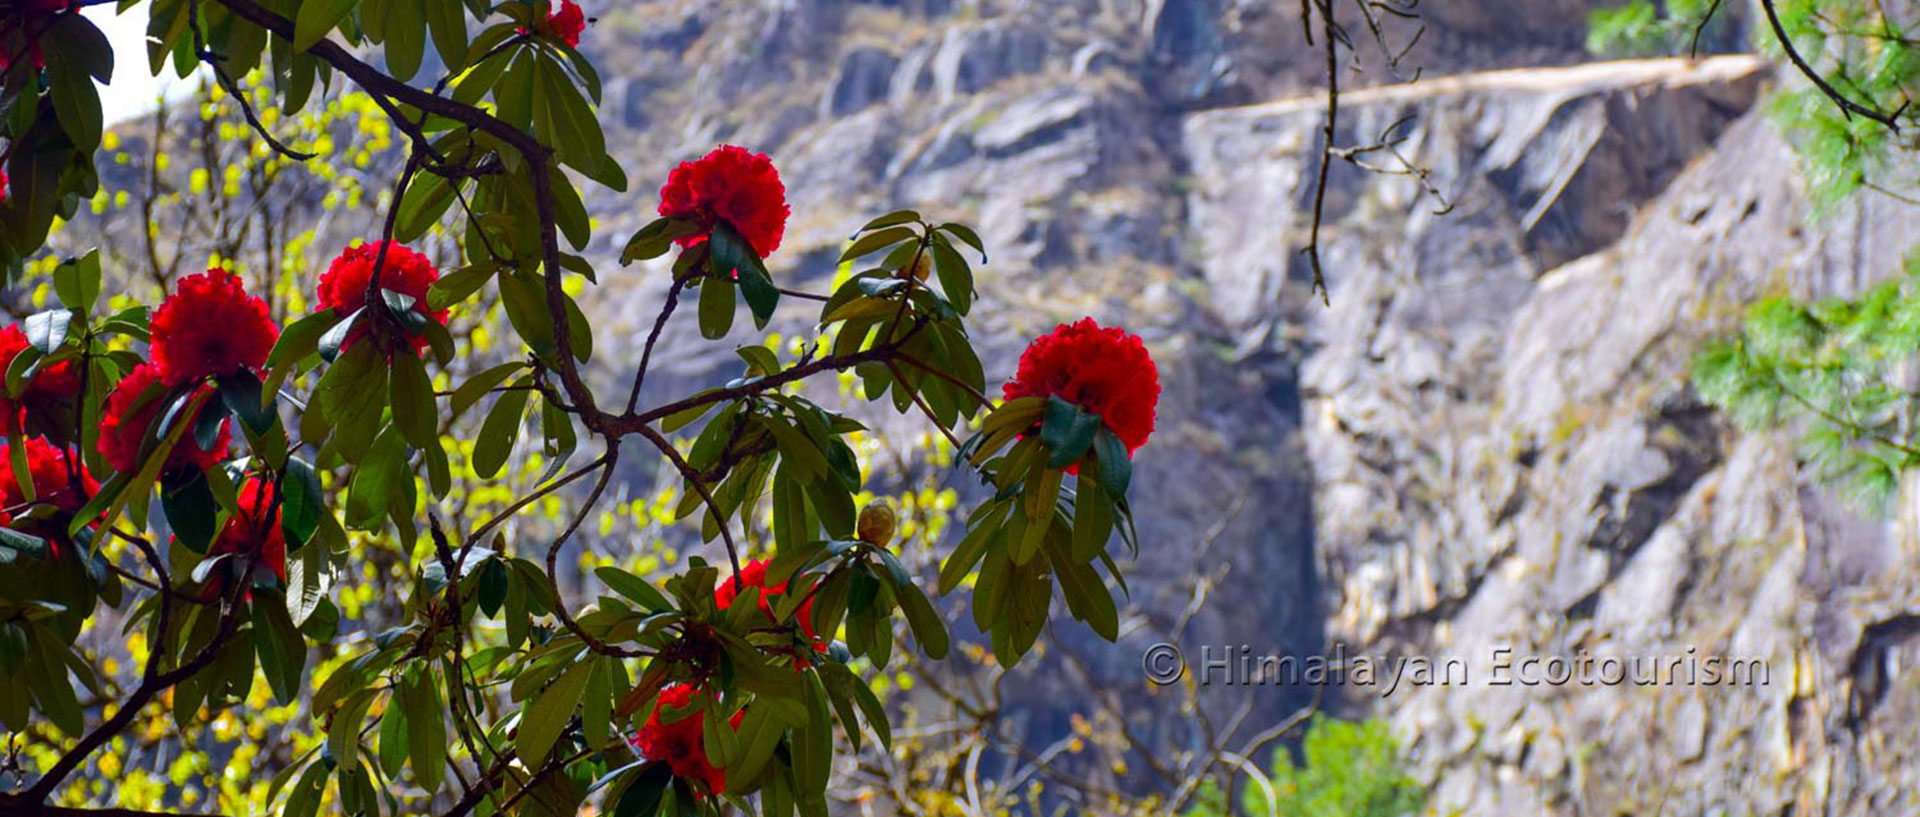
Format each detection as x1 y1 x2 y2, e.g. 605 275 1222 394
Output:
634 425 745 582
1305 0 1339 306
539 446 655 658
12 580 249 803
1761 0 1907 133
0 805 227 817
624 274 692 414
206 0 599 427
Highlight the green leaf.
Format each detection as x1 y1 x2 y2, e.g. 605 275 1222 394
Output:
594 566 674 612
329 689 378 769
24 310 72 355
472 387 530 479
318 344 389 463
218 370 277 436
726 705 783 792
612 764 671 817
294 0 359 52
403 667 448 792
44 31 106 152
346 428 411 529
425 0 469 70
52 250 102 314
1041 396 1101 468
286 533 329 627
384 0 427 80
284 760 328 817
1092 428 1132 502
860 210 920 232
839 226 917 264
450 363 526 421
281 458 325 548
250 587 308 705
895 580 949 659
1071 471 1115 562
929 241 973 315
389 352 438 448
795 670 832 795
378 687 410 778
698 278 737 340
537 55 607 173
582 658 612 749
938 222 987 261
517 657 592 763
395 172 457 243
621 218 700 264
160 468 219 553
268 310 343 370
427 262 497 310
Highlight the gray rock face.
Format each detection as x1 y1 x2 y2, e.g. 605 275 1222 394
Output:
1187 53 1920 816
574 1 1917 811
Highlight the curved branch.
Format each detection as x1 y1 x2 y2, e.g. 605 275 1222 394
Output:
1761 0 1907 133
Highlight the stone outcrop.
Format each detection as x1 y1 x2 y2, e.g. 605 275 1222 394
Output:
568 0 1917 811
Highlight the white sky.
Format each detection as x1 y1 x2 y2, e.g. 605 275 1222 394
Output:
86 4 201 126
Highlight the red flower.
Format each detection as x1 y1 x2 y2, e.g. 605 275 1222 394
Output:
516 1 586 47
98 363 230 476
150 269 279 386
204 477 287 584
549 1 585 46
1002 318 1159 471
658 145 789 259
716 559 824 646
0 166 8 202
0 324 80 429
0 436 95 516
628 684 742 796
316 241 450 356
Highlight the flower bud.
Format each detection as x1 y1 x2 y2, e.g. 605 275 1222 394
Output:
856 503 897 547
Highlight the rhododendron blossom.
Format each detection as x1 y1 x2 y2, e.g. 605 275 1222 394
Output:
316 241 450 356
0 324 80 428
203 478 288 583
0 435 95 516
149 269 279 386
1003 318 1159 469
628 684 741 795
516 0 585 47
658 145 790 259
715 558 825 648
98 364 230 476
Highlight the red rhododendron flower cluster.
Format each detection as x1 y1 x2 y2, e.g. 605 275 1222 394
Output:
716 559 826 649
316 241 450 356
548 0 585 46
516 0 585 47
98 363 230 476
658 145 790 259
0 435 95 516
628 683 741 795
0 324 80 428
149 269 279 386
1003 318 1159 469
204 477 287 583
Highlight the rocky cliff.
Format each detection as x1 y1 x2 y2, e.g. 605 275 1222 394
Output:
566 1 1917 814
